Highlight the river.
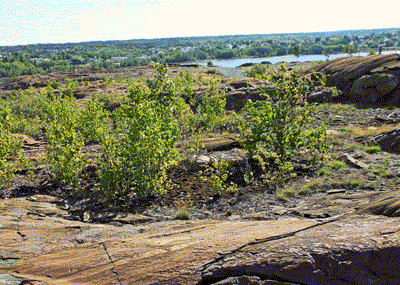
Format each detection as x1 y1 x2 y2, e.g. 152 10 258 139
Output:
188 50 400 68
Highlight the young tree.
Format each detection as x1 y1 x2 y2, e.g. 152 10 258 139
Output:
239 65 327 181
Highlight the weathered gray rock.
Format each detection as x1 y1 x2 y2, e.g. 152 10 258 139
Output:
0 274 27 285
339 154 369 169
349 73 399 103
357 190 400 217
186 148 251 186
212 275 264 285
369 129 400 154
190 79 268 112
307 87 336 103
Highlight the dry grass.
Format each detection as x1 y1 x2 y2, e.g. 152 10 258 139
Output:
339 124 399 137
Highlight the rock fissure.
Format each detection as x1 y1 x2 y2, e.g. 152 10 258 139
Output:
199 213 347 279
149 225 207 239
100 242 122 285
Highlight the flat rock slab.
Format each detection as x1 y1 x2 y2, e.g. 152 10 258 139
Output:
0 197 316 284
2 197 400 285
200 214 400 285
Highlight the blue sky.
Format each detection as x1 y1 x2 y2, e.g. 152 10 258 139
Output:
1 0 400 46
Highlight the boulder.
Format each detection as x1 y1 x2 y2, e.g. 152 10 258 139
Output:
238 63 255 68
186 148 250 185
349 73 399 103
304 54 400 106
190 79 268 112
307 87 336 103
365 129 400 154
225 90 266 112
103 101 121 112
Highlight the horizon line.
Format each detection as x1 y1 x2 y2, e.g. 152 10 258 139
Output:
1 27 400 48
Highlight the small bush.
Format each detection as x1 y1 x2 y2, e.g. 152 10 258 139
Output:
318 168 332 176
206 68 217 74
328 160 347 169
44 93 85 185
300 180 321 194
239 65 327 181
197 84 227 131
77 98 109 144
365 145 381 154
98 64 180 199
245 64 268 78
0 123 23 187
275 192 287 201
276 187 295 201
49 80 60 89
174 195 193 220
200 160 231 195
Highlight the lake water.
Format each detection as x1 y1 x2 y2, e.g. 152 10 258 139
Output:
189 50 400 68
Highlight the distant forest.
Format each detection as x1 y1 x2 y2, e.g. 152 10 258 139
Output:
1 28 399 77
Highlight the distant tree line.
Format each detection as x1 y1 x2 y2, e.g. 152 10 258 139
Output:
1 28 400 77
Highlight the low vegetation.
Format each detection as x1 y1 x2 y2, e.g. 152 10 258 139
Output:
0 63 330 205
3 60 398 219
239 65 327 182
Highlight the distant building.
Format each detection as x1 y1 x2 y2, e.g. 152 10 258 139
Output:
31 57 50 62
110 57 128 63
88 58 104 63
180 46 194 52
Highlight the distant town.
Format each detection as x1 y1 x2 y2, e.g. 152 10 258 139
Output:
1 27 399 77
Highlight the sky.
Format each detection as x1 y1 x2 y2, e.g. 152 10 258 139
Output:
1 0 400 46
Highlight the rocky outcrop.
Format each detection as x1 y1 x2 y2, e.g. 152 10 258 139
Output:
190 79 268 112
0 69 106 91
357 128 400 154
200 214 400 285
1 196 316 284
305 54 400 106
370 128 400 153
357 190 400 217
2 196 400 285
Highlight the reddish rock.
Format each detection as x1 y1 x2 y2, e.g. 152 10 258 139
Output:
304 54 400 106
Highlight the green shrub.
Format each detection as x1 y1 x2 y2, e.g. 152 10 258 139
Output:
365 145 381 154
318 168 332 176
197 84 227 131
276 187 295 201
44 93 85 185
239 65 327 180
300 180 321 194
245 64 268 78
200 160 232 195
0 123 23 187
275 192 287 201
328 160 347 169
206 68 217 74
49 80 61 89
98 64 180 199
64 78 78 88
77 98 109 144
